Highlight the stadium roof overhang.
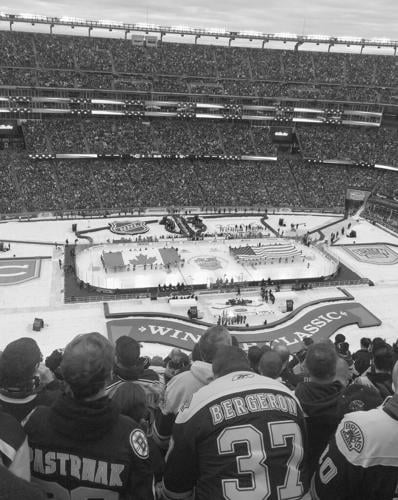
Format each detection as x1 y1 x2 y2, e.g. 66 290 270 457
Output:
1 13 398 50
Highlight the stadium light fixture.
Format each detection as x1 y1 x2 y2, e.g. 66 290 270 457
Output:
371 37 391 43
337 36 363 43
135 23 158 29
60 16 85 23
99 20 122 26
374 164 398 171
273 32 298 39
170 25 192 32
19 13 49 21
307 34 331 40
238 30 263 37
3 12 398 51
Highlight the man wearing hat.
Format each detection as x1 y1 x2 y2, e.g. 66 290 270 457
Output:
23 332 154 500
106 336 164 429
0 338 58 422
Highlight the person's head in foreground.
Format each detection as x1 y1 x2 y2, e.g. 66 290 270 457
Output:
304 341 337 383
198 325 232 363
212 345 250 377
60 331 113 400
258 350 283 379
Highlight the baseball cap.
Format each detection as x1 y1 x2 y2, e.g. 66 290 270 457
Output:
115 336 141 367
61 332 113 399
0 338 42 388
339 384 383 416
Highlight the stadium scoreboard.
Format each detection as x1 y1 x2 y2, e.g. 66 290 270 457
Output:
346 188 371 202
345 188 372 215
271 127 293 144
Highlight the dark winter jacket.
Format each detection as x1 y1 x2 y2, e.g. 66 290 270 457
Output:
295 380 344 474
354 371 393 400
0 464 45 500
23 394 154 499
352 348 371 376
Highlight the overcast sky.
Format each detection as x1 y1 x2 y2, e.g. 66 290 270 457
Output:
1 0 398 41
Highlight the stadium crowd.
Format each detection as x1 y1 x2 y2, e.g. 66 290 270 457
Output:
2 151 396 214
1 30 398 102
0 328 398 499
22 118 277 156
297 125 398 164
18 117 398 170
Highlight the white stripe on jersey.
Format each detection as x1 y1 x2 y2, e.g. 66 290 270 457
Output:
0 438 17 463
0 393 37 404
176 371 302 424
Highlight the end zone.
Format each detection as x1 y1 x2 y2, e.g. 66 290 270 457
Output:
0 257 44 285
342 244 398 265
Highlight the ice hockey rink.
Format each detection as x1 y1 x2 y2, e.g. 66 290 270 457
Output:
0 211 397 358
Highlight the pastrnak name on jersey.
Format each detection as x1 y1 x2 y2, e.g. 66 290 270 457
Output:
31 447 125 487
209 391 298 425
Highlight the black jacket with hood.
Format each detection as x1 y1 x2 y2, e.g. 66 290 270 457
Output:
295 380 344 474
23 393 154 499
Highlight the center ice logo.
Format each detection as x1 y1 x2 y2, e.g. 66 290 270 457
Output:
109 221 148 236
194 257 223 270
346 245 398 265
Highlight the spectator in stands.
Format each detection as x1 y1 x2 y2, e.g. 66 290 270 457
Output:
273 344 302 389
289 337 314 378
191 342 202 362
370 337 387 352
336 341 353 364
337 384 383 421
392 340 398 366
336 341 357 381
311 360 398 500
0 464 45 500
0 410 30 481
247 345 270 373
163 349 190 383
335 355 352 388
149 355 166 383
106 336 163 429
258 349 283 380
212 345 251 377
295 342 343 475
354 342 394 399
352 337 372 375
0 338 59 422
163 345 308 499
153 325 231 450
111 381 165 489
111 381 149 427
23 332 154 499
334 333 346 350
44 348 64 390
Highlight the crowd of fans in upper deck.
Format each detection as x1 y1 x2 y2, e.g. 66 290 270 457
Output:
0 30 397 103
